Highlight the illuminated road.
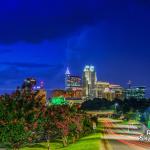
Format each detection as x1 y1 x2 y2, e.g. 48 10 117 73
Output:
100 119 150 150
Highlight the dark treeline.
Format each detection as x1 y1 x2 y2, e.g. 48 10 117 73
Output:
81 98 150 113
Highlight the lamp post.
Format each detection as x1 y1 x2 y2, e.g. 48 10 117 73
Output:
115 103 119 112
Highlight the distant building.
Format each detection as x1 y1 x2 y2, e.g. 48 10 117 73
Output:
125 86 146 100
21 78 47 105
66 75 82 90
51 89 65 97
51 89 82 100
110 84 124 100
65 67 82 90
83 65 97 99
96 81 110 99
96 81 124 101
22 78 36 90
51 89 83 104
64 67 82 101
65 67 71 89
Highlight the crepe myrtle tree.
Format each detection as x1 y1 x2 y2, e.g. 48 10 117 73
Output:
69 115 83 143
0 90 44 150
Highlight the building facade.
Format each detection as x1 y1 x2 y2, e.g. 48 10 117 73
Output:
82 65 97 99
21 78 47 105
52 89 82 99
125 86 146 100
22 78 37 90
65 67 82 90
96 82 124 101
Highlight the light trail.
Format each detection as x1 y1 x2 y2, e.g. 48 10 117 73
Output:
102 118 150 150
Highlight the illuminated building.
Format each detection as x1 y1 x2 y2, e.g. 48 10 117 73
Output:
65 67 82 90
52 89 82 99
64 67 83 101
96 81 110 99
51 89 83 104
96 81 124 101
110 84 124 100
125 86 146 100
22 78 36 90
65 67 71 89
51 89 65 97
83 65 97 99
22 78 47 105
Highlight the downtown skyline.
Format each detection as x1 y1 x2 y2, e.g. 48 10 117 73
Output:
0 0 149 96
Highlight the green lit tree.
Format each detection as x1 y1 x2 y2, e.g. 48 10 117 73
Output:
51 97 68 105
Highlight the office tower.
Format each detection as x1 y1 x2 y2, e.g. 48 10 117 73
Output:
96 81 110 99
21 78 47 105
22 78 37 90
83 65 97 99
96 82 124 101
65 67 82 90
109 84 124 100
65 67 71 89
66 75 82 89
125 86 146 100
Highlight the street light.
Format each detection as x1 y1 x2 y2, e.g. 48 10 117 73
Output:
115 103 119 112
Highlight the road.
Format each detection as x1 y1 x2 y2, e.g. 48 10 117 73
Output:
100 118 150 150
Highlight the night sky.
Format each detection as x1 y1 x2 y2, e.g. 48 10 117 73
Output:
0 0 150 95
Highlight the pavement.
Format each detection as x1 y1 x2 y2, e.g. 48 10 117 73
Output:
100 118 150 150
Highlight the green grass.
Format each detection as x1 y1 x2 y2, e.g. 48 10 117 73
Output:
21 132 101 150
120 120 140 125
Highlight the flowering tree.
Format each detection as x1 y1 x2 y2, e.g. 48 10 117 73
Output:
0 89 94 149
0 90 44 150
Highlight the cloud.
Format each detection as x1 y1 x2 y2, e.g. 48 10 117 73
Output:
0 0 129 44
0 0 149 44
0 62 64 88
0 62 60 69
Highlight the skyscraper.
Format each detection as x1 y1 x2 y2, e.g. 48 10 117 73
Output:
83 65 97 99
125 86 146 100
65 67 82 90
22 78 37 90
65 67 71 89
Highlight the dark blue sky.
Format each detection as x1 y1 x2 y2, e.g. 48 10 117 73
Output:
0 0 150 95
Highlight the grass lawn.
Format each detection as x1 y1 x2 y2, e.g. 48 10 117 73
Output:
120 120 140 125
21 132 101 150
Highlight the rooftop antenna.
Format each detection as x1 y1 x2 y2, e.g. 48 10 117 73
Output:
127 80 132 89
65 67 71 75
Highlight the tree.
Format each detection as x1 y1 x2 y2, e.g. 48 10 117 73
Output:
0 90 44 150
51 97 68 105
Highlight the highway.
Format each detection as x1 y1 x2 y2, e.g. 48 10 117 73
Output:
100 119 150 150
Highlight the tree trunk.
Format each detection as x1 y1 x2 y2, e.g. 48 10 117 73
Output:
76 134 80 140
47 141 50 150
62 136 68 147
72 136 76 143
47 136 50 150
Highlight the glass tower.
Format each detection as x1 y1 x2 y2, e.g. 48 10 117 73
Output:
83 65 97 99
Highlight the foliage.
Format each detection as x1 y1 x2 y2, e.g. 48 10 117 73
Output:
81 98 150 114
50 97 68 105
21 132 101 150
39 105 93 147
0 90 94 149
0 90 44 150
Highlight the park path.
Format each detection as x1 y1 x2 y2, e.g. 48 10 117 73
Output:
99 118 150 150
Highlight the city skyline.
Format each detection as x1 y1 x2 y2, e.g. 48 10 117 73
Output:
0 1 150 96
0 64 149 96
